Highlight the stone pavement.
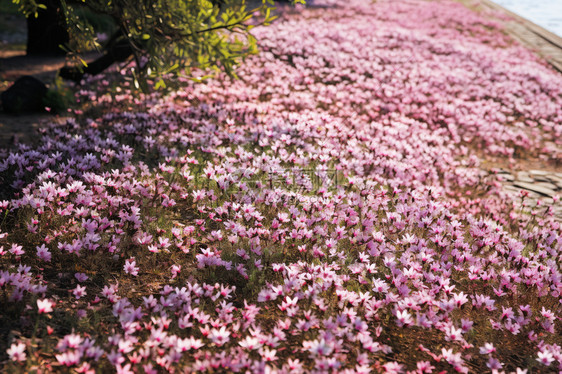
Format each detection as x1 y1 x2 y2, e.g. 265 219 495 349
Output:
476 0 562 73
494 169 562 220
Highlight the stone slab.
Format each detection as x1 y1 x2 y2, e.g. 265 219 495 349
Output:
536 182 559 191
529 169 550 177
513 181 556 197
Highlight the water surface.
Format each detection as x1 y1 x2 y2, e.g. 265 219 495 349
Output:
493 0 562 37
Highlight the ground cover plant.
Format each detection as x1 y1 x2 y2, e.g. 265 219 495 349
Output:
1 0 562 372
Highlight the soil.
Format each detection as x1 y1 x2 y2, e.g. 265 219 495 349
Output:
0 9 64 149
0 18 101 149
0 50 70 149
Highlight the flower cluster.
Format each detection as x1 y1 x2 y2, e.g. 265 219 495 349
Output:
1 0 562 372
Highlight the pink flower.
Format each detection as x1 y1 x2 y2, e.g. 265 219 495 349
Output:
75 273 89 282
305 338 333 356
171 265 181 279
286 358 303 372
479 343 496 355
540 307 555 322
36 244 51 262
124 258 139 276
486 357 502 370
259 347 277 361
416 361 435 373
209 326 230 346
239 336 261 350
116 363 134 374
73 285 87 299
461 318 473 332
537 350 555 366
445 325 463 342
9 244 24 256
395 309 413 327
382 361 403 374
188 337 204 350
7 342 26 362
37 298 54 314
56 350 81 367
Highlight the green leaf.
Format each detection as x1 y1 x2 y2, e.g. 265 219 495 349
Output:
155 79 166 90
12 0 279 85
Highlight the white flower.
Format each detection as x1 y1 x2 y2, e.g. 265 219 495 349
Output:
7 342 26 362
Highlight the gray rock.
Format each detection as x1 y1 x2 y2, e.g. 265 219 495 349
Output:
534 176 554 183
516 171 534 183
548 175 562 185
1 76 47 114
539 197 554 205
536 182 559 191
503 185 520 193
528 191 542 199
529 169 549 176
513 181 556 197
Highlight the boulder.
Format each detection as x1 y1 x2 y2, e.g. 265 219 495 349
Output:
1 76 48 114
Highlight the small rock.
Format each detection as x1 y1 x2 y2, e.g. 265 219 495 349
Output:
525 199 538 208
1 76 47 114
536 182 558 191
548 175 562 185
529 169 549 176
513 181 556 197
528 191 542 199
516 171 533 183
503 185 520 194
534 176 554 183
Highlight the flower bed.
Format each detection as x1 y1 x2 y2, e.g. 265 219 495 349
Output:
1 0 562 372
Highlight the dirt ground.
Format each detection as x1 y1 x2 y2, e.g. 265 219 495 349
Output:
0 50 74 149
0 7 67 149
0 8 106 150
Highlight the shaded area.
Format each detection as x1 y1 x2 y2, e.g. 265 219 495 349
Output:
26 0 68 56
